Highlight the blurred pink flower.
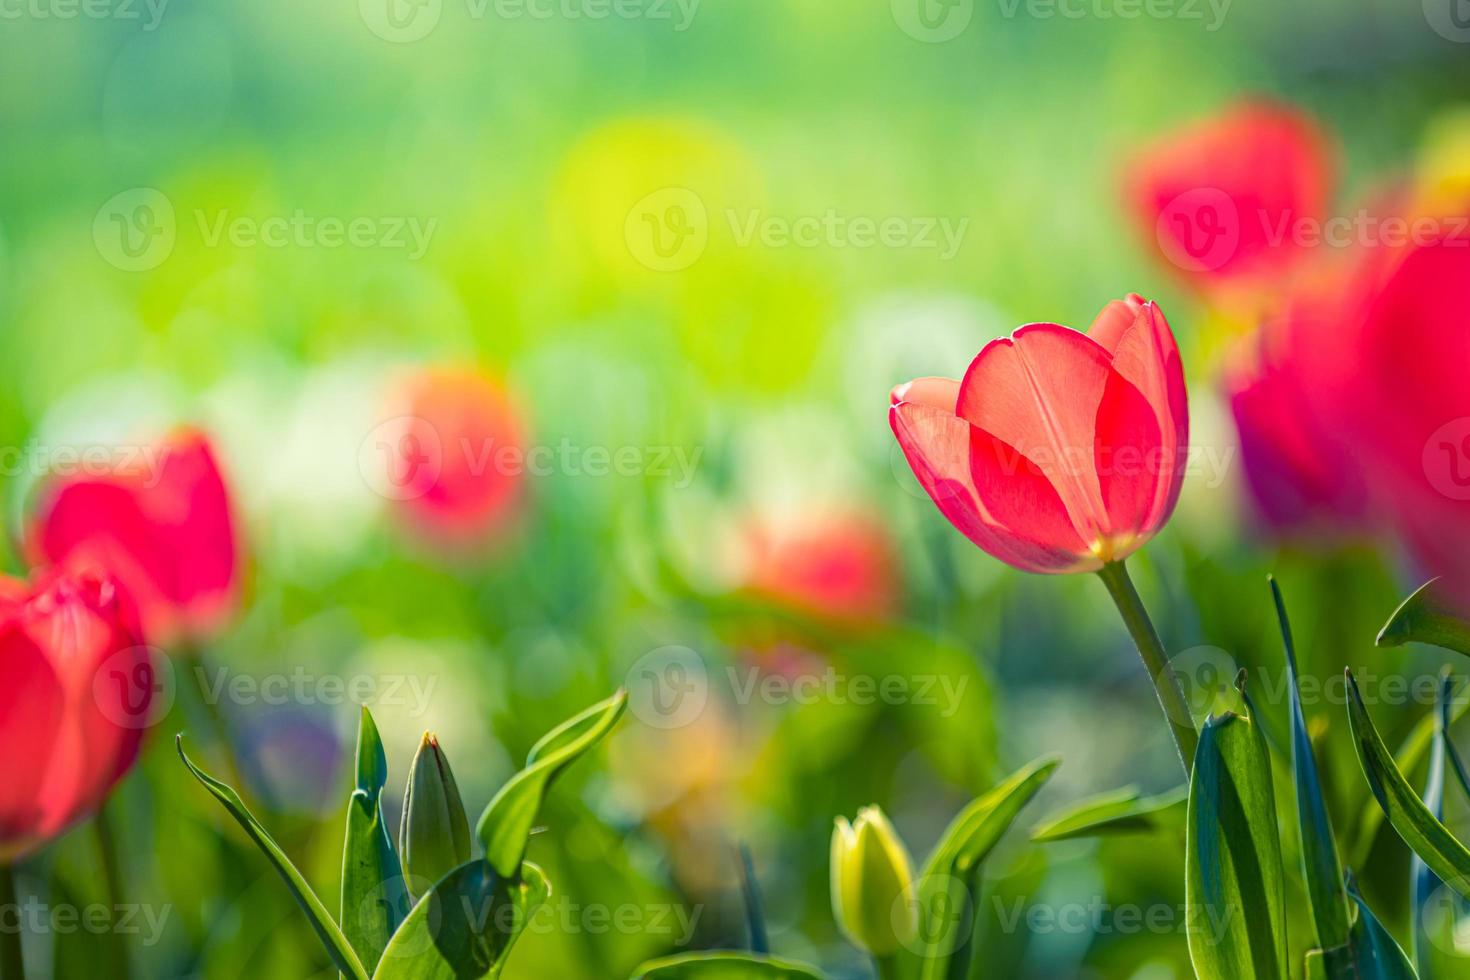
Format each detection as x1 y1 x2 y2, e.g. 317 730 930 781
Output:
0 569 151 861
30 428 241 646
384 366 526 547
1125 100 1334 308
742 509 900 624
890 295 1188 573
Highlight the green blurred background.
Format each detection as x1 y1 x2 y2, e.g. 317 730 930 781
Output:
3 0 1470 976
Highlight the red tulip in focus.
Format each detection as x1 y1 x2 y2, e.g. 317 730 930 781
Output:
890 295 1188 574
0 570 152 862
30 429 241 646
742 510 900 623
1125 101 1333 305
380 366 526 545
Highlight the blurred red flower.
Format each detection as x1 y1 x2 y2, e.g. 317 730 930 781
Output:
890 295 1188 573
741 509 900 624
1227 208 1470 588
0 570 152 861
30 429 241 646
1125 100 1334 308
382 366 526 546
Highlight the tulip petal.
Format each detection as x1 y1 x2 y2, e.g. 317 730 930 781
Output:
890 377 961 411
956 322 1114 544
1093 369 1164 555
0 625 64 858
1094 302 1189 532
890 402 1090 573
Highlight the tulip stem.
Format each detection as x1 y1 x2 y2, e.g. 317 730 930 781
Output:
0 864 24 980
1096 560 1198 777
95 804 132 980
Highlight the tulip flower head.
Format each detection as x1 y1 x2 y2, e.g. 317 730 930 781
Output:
741 509 900 624
830 805 916 957
30 428 241 646
0 570 151 862
399 732 471 899
890 295 1188 574
380 366 527 549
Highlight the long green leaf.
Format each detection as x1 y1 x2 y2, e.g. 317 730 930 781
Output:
900 755 1059 980
475 690 628 877
1378 579 1470 657
177 736 371 980
1271 578 1353 957
1186 711 1287 980
1031 785 1186 842
1345 669 1470 900
630 952 828 979
342 708 408 978
373 860 549 979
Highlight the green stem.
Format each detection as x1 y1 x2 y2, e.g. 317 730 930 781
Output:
1096 559 1197 777
94 805 132 980
0 864 24 980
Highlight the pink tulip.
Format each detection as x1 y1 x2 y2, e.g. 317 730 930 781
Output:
382 366 526 546
30 429 241 646
1125 100 1334 305
0 570 151 862
890 295 1187 574
741 510 900 623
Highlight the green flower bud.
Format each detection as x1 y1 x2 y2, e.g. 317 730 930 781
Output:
400 732 471 899
830 805 916 956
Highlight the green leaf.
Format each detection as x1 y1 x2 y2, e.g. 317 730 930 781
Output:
1348 876 1420 980
177 736 371 980
1352 693 1470 868
373 860 549 980
1378 579 1470 657
1030 785 1186 842
1345 669 1470 901
476 689 628 878
342 707 409 979
630 952 828 979
1270 578 1353 957
1186 711 1287 980
899 755 1059 980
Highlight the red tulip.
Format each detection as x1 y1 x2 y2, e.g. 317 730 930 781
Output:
0 570 152 862
380 366 526 545
30 429 241 646
741 510 900 623
1125 100 1334 305
889 295 1188 573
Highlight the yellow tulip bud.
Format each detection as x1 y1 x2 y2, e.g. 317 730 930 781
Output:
830 805 916 956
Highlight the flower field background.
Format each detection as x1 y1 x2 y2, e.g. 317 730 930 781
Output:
3 0 1470 977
